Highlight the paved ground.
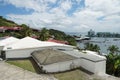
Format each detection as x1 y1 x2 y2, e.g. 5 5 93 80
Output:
0 61 57 80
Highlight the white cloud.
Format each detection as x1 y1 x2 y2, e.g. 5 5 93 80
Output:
2 0 120 32
85 0 120 15
60 0 72 11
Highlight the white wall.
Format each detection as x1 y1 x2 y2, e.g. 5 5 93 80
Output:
65 50 106 74
5 48 44 58
80 58 95 73
95 60 106 74
5 46 74 59
79 57 106 74
42 59 80 73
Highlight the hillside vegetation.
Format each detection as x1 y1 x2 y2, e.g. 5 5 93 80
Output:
0 16 76 46
0 16 17 27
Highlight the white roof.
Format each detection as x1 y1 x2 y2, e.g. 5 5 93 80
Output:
0 37 19 46
63 50 106 61
4 37 74 50
4 37 42 50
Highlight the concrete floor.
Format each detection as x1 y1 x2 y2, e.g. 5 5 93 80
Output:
0 61 57 80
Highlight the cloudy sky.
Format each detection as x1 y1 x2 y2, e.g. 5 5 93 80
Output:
0 0 120 33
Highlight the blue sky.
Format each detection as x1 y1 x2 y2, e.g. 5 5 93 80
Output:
0 4 33 17
0 0 120 32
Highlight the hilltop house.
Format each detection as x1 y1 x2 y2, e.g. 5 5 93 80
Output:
0 26 21 32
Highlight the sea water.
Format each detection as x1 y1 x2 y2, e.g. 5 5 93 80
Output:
77 37 120 54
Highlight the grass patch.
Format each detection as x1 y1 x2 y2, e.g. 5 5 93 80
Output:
6 59 39 73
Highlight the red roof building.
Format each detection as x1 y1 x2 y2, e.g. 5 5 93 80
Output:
0 26 22 32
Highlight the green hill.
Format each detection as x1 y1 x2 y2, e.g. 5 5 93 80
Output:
0 16 17 27
49 29 76 46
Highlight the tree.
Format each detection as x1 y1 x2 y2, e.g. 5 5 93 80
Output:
19 24 33 37
49 29 66 40
93 44 100 53
39 28 50 41
65 35 76 46
84 43 100 54
106 53 120 77
106 45 120 77
49 29 76 46
107 45 119 55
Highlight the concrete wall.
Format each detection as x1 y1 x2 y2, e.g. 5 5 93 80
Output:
42 59 80 73
5 48 44 59
79 51 106 74
5 46 74 59
80 58 106 74
95 60 106 74
80 58 95 73
62 50 106 74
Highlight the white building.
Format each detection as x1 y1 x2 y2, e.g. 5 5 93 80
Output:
1 36 106 75
3 37 75 59
62 50 106 74
31 49 80 73
0 37 19 57
31 49 106 74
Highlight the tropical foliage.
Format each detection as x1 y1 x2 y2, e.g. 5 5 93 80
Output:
39 28 50 41
0 16 17 26
49 29 76 46
84 43 100 54
107 45 119 55
40 28 77 46
106 45 120 77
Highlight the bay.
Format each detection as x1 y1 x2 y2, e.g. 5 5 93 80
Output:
77 37 120 54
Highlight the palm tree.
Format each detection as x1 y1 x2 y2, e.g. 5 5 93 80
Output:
106 45 120 77
107 45 119 55
84 43 100 54
93 44 100 53
39 28 50 41
20 24 32 37
106 53 120 76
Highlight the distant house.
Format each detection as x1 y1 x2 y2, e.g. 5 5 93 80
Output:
6 26 22 31
0 26 22 32
31 49 80 73
0 27 7 32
